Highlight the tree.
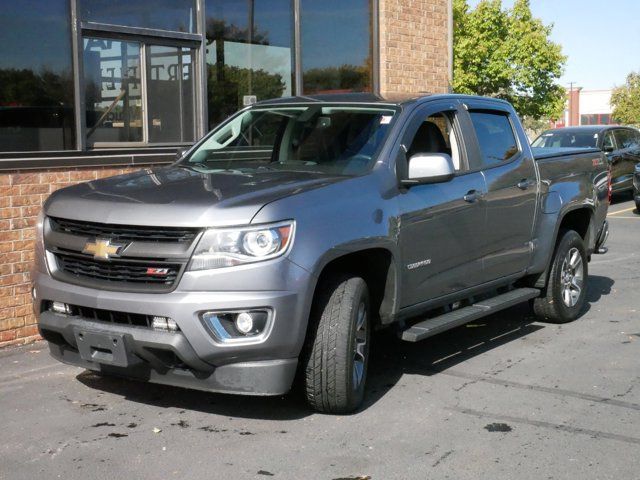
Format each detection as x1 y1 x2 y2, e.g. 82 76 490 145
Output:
453 0 566 119
611 72 640 126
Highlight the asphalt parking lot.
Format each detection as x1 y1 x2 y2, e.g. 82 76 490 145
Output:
1 198 639 480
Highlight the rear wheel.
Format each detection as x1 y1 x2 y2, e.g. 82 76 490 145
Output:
533 230 588 323
303 275 370 414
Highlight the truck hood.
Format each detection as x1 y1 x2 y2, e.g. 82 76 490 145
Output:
44 166 346 227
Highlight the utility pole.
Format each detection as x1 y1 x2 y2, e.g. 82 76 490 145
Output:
568 82 575 127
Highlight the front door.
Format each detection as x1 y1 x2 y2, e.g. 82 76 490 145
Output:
464 105 538 281
397 103 487 308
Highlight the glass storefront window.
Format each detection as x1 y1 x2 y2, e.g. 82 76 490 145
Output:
147 46 196 143
84 38 143 144
300 0 373 95
205 0 294 128
0 0 75 152
80 0 197 33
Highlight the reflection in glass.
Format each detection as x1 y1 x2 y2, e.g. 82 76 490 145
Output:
84 39 143 144
0 0 75 151
147 46 196 143
79 0 196 33
300 0 373 94
205 0 294 128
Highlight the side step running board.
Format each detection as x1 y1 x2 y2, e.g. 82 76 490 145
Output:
400 288 540 343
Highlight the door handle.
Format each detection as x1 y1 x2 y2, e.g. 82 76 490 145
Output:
517 179 533 190
463 190 479 203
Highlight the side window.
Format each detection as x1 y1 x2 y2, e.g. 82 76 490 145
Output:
613 129 634 149
602 131 616 151
469 111 519 167
406 111 464 171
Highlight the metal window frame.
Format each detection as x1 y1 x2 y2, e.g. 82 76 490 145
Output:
71 0 206 151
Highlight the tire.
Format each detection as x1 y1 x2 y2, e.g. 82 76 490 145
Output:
303 275 370 414
533 230 588 324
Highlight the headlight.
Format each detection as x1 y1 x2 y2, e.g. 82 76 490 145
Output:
188 220 295 271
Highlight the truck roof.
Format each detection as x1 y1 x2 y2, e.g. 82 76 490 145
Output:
255 92 512 108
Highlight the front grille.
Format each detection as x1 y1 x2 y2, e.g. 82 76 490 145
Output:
46 301 155 328
55 252 180 287
50 217 199 243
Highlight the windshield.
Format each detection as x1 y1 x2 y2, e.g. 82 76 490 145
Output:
532 130 599 149
183 105 398 175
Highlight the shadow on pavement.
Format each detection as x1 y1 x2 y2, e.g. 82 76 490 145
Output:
77 276 615 416
76 370 312 421
363 303 543 409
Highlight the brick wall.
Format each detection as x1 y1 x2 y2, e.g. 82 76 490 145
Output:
0 166 143 348
379 0 451 98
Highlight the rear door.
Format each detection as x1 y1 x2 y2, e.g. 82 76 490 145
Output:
462 102 538 281
612 128 640 191
397 101 487 307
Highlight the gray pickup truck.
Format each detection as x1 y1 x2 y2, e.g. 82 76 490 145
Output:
34 94 610 413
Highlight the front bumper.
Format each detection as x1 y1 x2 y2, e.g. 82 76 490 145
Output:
34 260 314 396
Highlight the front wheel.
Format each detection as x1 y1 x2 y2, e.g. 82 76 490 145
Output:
533 230 588 324
303 275 370 414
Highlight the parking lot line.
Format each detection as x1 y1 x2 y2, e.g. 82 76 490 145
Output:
609 206 637 216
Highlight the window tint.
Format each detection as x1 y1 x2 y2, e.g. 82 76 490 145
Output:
80 0 196 33
0 0 75 152
532 131 598 149
614 129 639 149
407 112 463 171
301 0 373 94
146 46 196 143
84 39 143 144
469 111 519 166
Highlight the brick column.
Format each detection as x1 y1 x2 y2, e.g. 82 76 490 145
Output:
378 0 452 98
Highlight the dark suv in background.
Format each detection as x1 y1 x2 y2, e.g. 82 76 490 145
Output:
533 125 640 195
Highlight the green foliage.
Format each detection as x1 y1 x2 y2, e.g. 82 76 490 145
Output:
611 72 640 126
453 0 566 119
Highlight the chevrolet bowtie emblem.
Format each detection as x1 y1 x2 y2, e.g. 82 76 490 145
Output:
82 239 123 260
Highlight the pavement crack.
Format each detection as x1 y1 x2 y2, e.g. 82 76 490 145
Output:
450 406 640 446
441 370 640 411
432 450 454 467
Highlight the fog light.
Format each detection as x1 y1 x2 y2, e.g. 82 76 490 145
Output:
152 316 178 332
235 312 254 334
202 309 271 343
51 301 72 315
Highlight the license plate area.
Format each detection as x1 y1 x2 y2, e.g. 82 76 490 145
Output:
74 329 130 367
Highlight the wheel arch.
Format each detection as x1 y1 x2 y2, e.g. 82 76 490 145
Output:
529 205 595 289
309 247 399 328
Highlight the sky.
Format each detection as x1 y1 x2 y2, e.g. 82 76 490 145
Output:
467 0 640 90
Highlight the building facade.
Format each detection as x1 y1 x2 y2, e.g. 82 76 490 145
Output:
552 87 615 128
0 0 452 347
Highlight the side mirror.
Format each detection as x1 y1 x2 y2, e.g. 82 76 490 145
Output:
402 153 455 186
175 147 189 161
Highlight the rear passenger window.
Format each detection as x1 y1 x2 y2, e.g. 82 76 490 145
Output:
469 111 519 167
614 129 639 149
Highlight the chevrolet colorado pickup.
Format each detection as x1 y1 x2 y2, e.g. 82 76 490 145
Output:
34 94 610 413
